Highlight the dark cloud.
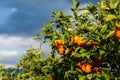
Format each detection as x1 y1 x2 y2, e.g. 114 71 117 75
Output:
0 0 99 37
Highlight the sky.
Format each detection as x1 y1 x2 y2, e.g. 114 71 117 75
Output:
0 0 99 68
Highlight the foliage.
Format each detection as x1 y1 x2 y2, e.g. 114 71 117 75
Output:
38 0 120 79
0 0 120 80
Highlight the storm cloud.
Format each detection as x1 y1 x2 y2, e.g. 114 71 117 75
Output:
0 0 99 37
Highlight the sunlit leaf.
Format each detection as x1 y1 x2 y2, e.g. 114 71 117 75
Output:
106 31 115 39
100 25 107 33
87 73 93 80
100 50 106 56
109 0 119 9
78 75 86 80
104 14 117 21
40 22 54 35
42 66 51 74
72 0 79 9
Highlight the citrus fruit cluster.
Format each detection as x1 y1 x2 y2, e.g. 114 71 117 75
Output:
77 55 102 74
55 40 65 55
55 36 86 55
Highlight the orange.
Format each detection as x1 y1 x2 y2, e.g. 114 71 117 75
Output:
71 36 86 46
81 64 92 74
77 62 82 68
77 40 86 46
71 36 81 44
115 30 120 39
58 45 65 55
115 24 120 39
55 40 64 48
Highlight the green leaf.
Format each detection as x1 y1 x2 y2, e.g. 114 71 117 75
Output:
100 50 106 56
64 71 69 79
106 31 115 39
100 25 107 33
56 30 64 39
81 52 90 58
53 11 64 20
42 66 51 74
40 22 54 35
75 52 90 58
87 73 93 80
17 73 22 80
78 75 86 80
87 2 96 13
72 0 79 9
79 48 86 53
65 48 70 54
93 72 101 78
101 71 110 80
109 3 114 9
68 71 75 74
69 18 74 22
75 68 83 74
104 14 117 21
64 26 73 32
33 56 39 62
99 0 109 10
113 0 120 9
113 0 119 9
109 1 119 9
21 74 26 78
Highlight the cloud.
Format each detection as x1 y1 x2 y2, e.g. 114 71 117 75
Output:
0 50 18 60
0 34 36 49
0 0 99 37
0 34 39 66
0 50 19 67
0 0 72 37
0 34 51 67
11 8 17 12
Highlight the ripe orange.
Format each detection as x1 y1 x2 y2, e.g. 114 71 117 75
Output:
57 45 65 55
71 36 86 46
77 40 86 46
81 64 92 74
77 62 82 68
115 24 120 39
55 40 64 48
71 36 81 44
115 30 120 39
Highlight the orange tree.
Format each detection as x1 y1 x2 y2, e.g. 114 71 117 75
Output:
16 0 120 80
37 0 120 79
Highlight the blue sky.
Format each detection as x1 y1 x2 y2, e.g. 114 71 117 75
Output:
0 0 99 68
